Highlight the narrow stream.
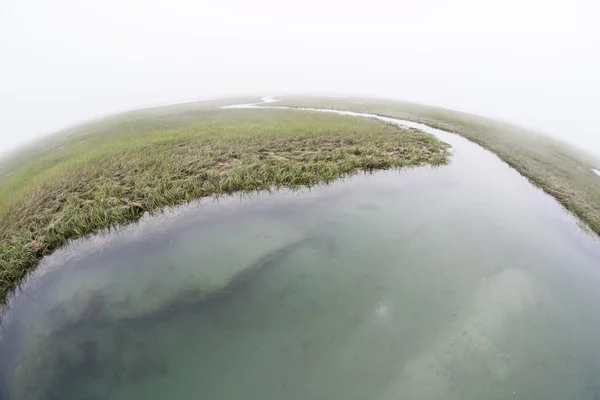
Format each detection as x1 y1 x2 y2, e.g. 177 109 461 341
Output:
1 98 600 400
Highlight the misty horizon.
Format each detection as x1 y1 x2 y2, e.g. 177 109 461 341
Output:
1 0 599 157
2 92 597 159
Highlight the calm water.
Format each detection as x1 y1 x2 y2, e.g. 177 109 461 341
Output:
1 116 600 400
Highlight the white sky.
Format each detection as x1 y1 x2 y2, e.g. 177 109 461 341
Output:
1 0 599 157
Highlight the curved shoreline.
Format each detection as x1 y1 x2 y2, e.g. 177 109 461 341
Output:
0 100 451 307
236 96 600 239
2 94 597 309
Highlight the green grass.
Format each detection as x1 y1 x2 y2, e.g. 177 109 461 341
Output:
273 97 600 237
0 104 450 304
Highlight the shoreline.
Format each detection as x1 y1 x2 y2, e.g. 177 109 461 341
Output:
0 104 450 306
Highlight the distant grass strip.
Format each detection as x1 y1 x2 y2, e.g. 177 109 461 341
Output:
0 108 450 304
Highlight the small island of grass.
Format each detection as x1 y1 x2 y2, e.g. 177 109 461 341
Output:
0 103 450 304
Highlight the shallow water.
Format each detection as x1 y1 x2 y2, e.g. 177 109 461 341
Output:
2 111 600 400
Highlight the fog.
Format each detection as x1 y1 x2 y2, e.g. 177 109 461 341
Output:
1 0 599 157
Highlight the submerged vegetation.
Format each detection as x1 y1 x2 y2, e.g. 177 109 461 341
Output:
273 97 600 236
0 105 450 304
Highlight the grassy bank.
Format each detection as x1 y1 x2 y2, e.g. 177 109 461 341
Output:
0 105 450 304
273 97 600 236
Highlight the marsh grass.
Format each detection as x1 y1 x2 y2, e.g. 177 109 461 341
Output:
274 97 600 237
0 107 450 304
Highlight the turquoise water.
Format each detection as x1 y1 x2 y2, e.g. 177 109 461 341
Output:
1 119 600 400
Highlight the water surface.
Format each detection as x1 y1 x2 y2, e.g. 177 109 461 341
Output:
1 114 600 400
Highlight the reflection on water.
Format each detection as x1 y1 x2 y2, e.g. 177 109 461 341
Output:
1 124 600 400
